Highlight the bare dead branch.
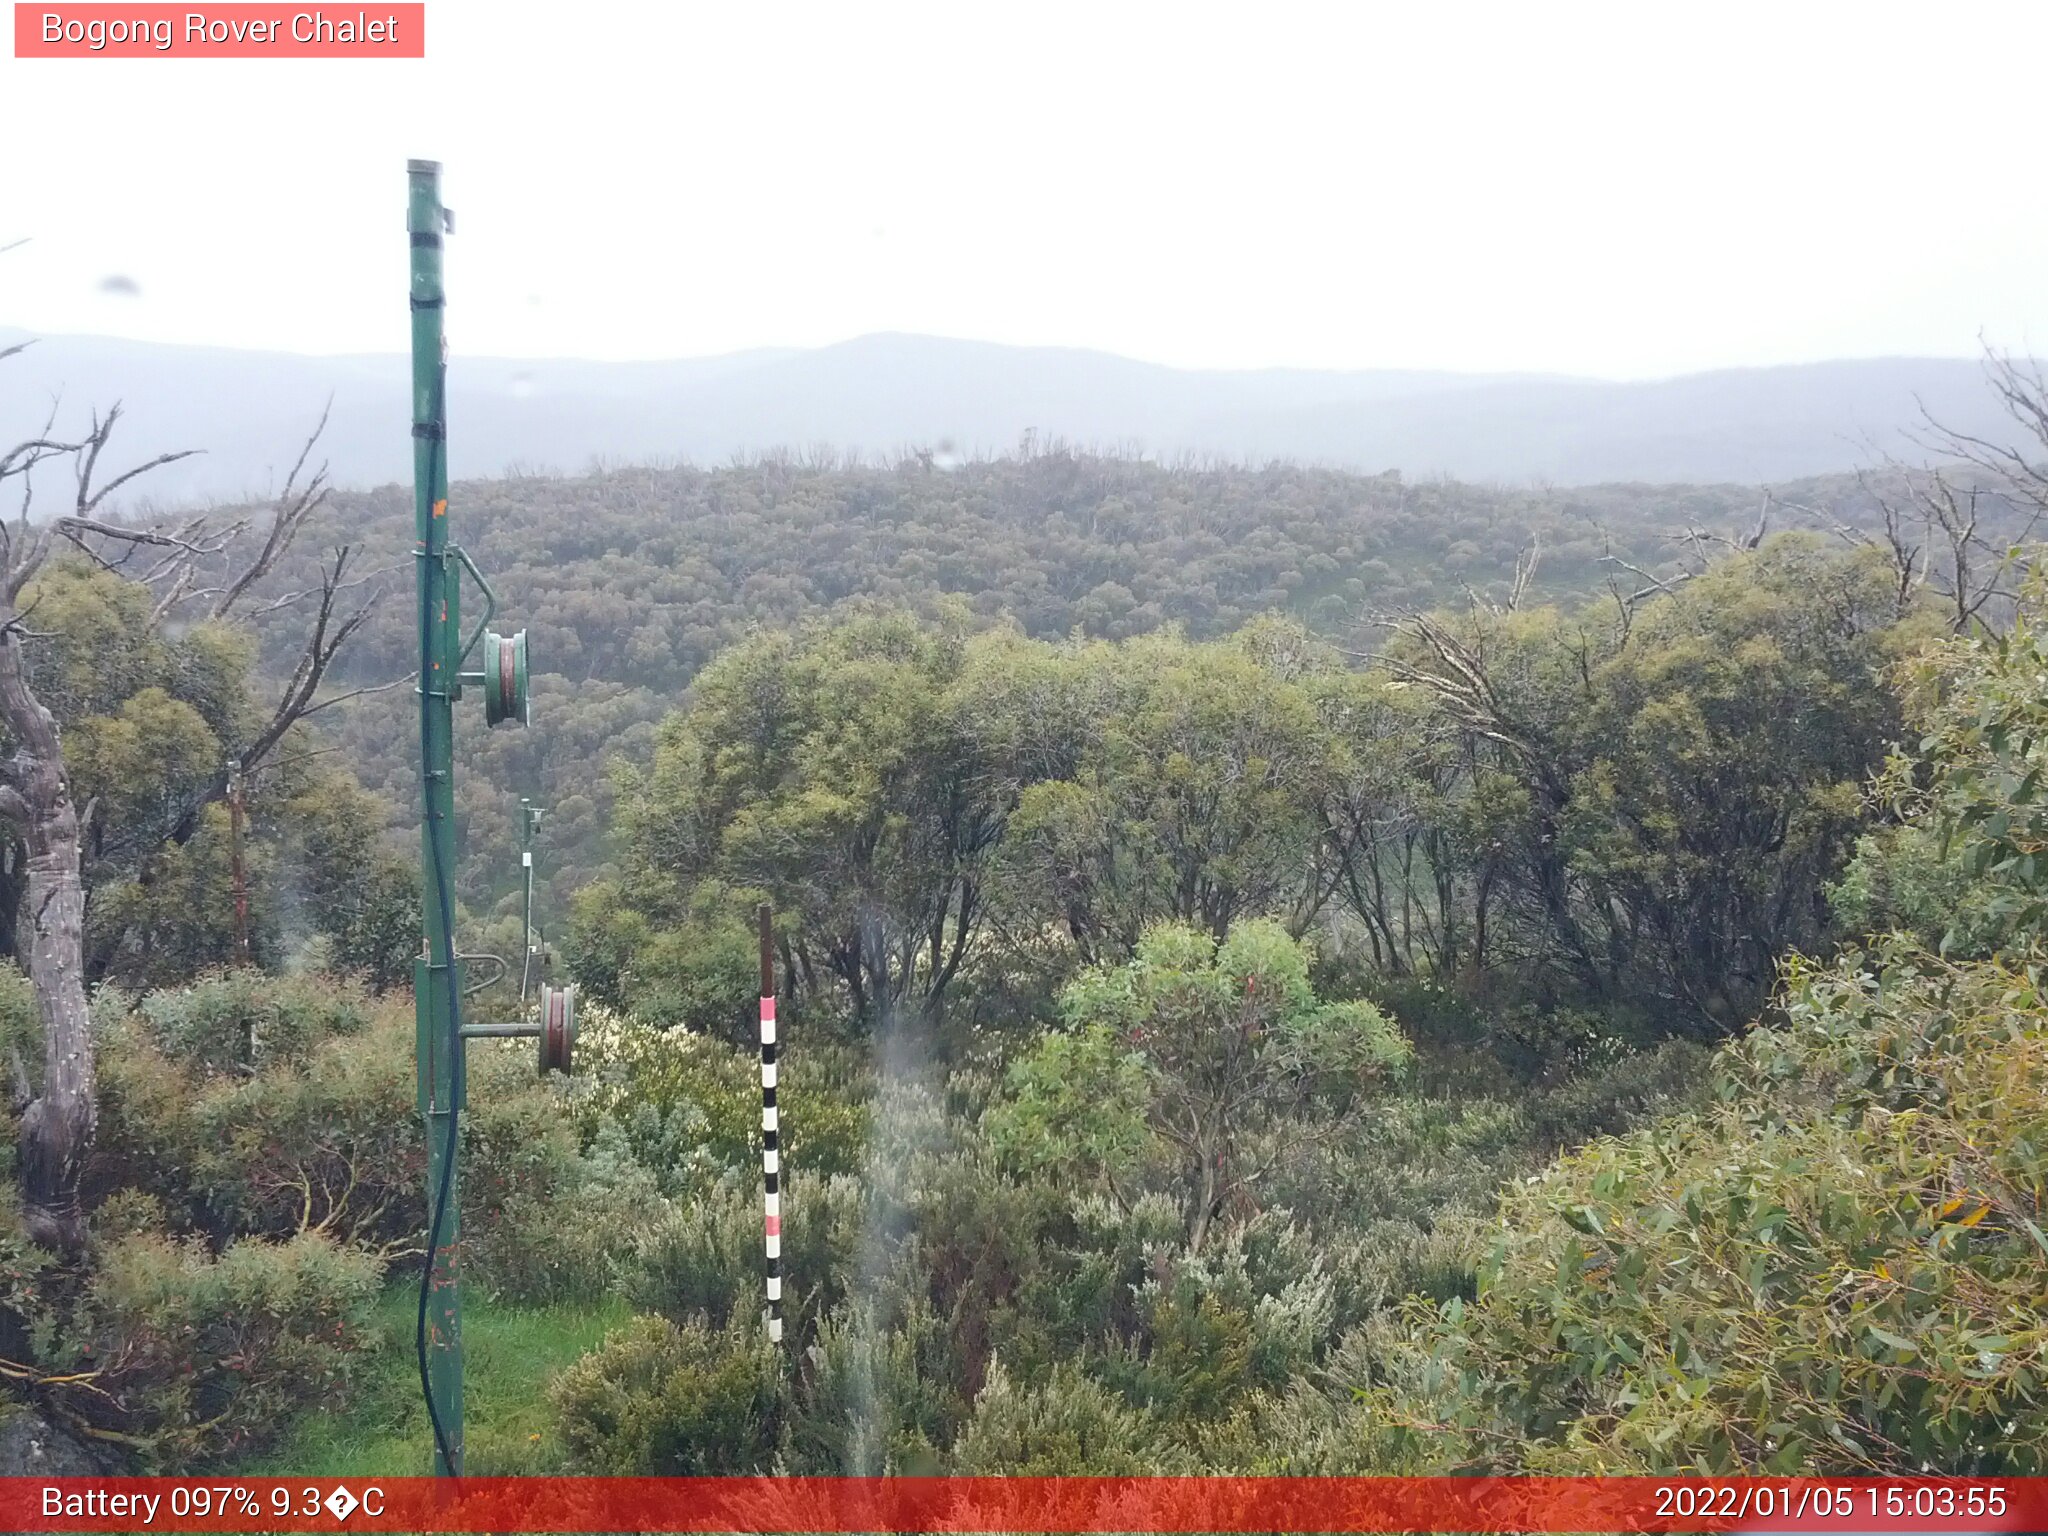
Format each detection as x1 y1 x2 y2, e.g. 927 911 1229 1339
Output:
1506 535 1541 612
0 436 81 485
68 407 202 520
57 514 225 558
294 674 410 718
209 403 332 621
1598 552 1686 599
244 557 401 618
1743 492 1774 550
145 562 200 629
232 545 386 776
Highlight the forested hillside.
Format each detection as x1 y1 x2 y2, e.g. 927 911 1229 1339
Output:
4 365 2047 1477
252 449 2034 944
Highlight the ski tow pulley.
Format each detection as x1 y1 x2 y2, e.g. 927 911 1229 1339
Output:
482 628 529 727
538 982 575 1075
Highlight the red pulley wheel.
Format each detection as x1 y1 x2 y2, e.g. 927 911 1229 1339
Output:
482 629 529 728
538 984 574 1075
496 635 514 719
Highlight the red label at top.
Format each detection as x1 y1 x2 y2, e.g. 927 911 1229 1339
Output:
13 3 425 55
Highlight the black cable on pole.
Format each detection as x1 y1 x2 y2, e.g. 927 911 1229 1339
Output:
414 364 462 1483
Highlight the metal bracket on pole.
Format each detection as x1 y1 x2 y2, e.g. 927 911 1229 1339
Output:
450 544 499 673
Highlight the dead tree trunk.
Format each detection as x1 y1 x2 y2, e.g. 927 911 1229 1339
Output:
0 629 92 1251
0 397 196 1251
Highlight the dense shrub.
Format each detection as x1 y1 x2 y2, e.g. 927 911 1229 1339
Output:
952 1360 1184 1474
0 967 36 1086
1516 1037 1711 1152
1094 1227 1331 1421
1830 822 2000 956
95 984 597 1270
1319 1216 1483 1320
999 919 1410 1251
1355 937 2048 1473
138 968 371 1077
981 1191 1171 1386
616 1180 759 1327
467 1189 619 1307
551 1314 783 1473
618 1166 871 1341
95 1002 416 1248
571 1003 870 1195
1833 606 2048 961
463 1138 659 1306
570 878 763 1041
789 1295 962 1473
59 1228 382 1468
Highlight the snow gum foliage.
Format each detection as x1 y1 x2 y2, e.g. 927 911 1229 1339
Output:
1349 939 2048 1473
995 920 1410 1249
1339 607 2048 1474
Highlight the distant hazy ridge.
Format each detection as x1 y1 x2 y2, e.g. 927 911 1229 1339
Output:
0 328 2019 502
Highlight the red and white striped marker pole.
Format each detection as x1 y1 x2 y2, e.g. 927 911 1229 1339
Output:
758 903 782 1345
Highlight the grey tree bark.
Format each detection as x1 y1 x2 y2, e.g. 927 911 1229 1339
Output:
0 624 93 1250
0 393 196 1250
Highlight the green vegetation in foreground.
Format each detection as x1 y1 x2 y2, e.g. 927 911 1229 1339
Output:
7 409 2047 1475
255 1286 632 1477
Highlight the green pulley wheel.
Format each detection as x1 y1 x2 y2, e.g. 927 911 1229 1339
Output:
538 983 575 1076
482 628 529 727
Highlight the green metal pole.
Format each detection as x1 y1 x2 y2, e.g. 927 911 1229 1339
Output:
409 156 463 1479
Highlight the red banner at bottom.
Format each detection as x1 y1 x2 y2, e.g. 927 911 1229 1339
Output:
7 1476 2048 1533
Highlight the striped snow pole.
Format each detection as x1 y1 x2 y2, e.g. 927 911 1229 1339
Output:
759 904 782 1345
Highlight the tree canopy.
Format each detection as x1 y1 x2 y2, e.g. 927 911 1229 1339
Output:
578 535 1922 1042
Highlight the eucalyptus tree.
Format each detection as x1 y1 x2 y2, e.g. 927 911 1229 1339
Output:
0 359 385 1249
1000 625 1345 963
996 918 1410 1252
594 604 1020 1028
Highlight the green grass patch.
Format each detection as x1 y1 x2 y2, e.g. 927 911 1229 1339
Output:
252 1283 632 1477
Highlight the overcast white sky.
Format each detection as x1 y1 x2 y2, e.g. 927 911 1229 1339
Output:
1 0 2042 378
